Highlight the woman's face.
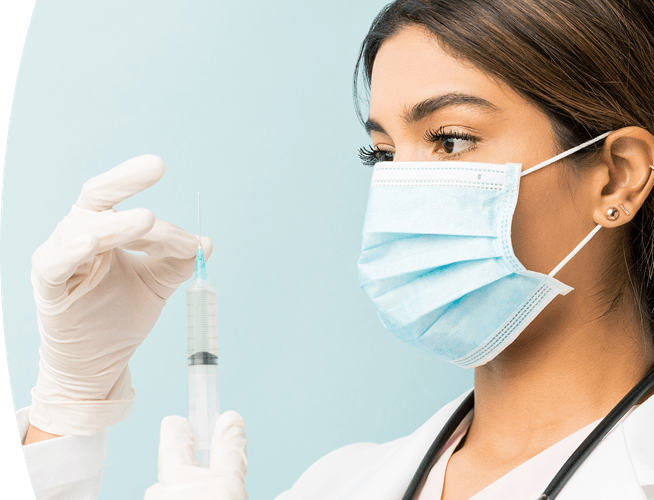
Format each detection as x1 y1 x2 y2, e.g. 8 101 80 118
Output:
366 26 602 288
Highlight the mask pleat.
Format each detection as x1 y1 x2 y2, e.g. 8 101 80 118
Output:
368 258 512 337
414 274 546 360
356 154 603 367
358 233 500 289
363 186 504 238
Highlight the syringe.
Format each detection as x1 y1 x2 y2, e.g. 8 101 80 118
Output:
186 193 219 467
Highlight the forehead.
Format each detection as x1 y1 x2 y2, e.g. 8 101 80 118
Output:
369 25 525 118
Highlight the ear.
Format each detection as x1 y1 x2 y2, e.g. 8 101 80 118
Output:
590 126 654 228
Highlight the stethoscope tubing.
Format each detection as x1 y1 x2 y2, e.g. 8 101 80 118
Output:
540 364 654 499
401 391 474 500
402 364 654 500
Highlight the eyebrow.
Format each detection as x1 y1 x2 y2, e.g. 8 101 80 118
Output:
365 92 499 136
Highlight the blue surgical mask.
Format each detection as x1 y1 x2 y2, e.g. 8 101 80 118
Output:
357 132 610 368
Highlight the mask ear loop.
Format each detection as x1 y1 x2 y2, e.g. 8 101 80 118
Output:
517 130 612 277
520 131 612 177
548 224 602 277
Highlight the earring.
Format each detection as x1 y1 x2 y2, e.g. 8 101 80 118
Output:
606 207 619 221
619 204 630 216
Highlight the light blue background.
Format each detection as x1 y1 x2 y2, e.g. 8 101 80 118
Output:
1 1 473 498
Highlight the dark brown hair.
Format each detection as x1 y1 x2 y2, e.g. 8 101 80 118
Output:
353 0 654 341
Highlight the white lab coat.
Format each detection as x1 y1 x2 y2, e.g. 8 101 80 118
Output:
17 390 654 499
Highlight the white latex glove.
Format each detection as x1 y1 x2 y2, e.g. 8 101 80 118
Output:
29 155 212 436
145 411 248 500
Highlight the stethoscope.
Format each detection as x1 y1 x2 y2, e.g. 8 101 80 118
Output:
401 364 654 500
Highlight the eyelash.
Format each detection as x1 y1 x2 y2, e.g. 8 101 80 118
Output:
358 145 393 167
358 127 478 166
424 126 476 151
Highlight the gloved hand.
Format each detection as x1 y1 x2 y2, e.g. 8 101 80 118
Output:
144 411 248 500
29 155 212 436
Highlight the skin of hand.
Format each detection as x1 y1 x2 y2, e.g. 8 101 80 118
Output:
25 155 212 443
144 411 248 500
367 26 654 500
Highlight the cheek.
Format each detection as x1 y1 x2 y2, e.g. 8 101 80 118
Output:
511 169 581 274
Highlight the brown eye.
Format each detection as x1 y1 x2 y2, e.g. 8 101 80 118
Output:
441 136 475 154
378 151 394 162
442 137 455 154
424 127 477 156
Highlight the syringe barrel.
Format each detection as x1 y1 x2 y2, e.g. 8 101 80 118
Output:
188 364 219 467
186 282 219 467
187 281 218 359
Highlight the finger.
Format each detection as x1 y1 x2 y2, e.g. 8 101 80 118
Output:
33 208 155 288
90 208 156 253
75 155 165 212
202 236 214 261
32 233 100 300
69 207 155 253
127 235 213 300
158 416 198 484
209 410 248 482
122 218 213 260
143 483 165 500
148 235 212 287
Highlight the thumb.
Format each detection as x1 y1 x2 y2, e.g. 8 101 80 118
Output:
209 411 248 484
127 233 213 300
144 483 165 500
158 415 199 486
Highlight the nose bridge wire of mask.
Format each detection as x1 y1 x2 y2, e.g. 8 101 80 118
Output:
520 131 612 278
186 193 219 467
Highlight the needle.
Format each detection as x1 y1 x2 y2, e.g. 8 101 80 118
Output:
197 192 202 250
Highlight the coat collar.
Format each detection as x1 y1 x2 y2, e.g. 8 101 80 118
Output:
334 390 473 500
396 389 654 499
559 391 654 498
336 389 654 500
623 391 654 487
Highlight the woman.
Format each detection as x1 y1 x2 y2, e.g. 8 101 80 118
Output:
19 0 654 499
